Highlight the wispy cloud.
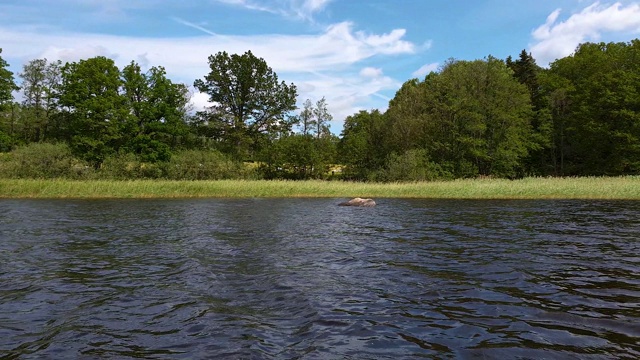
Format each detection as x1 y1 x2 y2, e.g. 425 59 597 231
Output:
171 17 219 36
530 1 640 66
215 0 279 14
214 0 333 21
412 62 439 78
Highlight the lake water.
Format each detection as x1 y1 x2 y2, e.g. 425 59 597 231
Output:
1 198 639 359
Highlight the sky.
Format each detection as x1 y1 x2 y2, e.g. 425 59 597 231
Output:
1 0 640 133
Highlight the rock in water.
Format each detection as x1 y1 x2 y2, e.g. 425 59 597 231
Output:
338 197 376 207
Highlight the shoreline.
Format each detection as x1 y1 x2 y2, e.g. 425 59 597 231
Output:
1 177 639 200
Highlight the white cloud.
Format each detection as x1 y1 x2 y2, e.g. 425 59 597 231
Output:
295 0 333 20
190 91 212 113
40 45 119 65
0 20 413 132
412 62 439 78
530 2 640 66
359 67 383 78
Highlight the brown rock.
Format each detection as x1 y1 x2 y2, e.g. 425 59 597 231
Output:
338 197 376 207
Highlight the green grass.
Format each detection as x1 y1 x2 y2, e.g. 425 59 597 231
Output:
1 177 639 199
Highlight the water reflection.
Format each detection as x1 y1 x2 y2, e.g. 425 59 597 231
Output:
0 199 639 358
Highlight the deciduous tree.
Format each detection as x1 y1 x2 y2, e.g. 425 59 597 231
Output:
546 40 640 175
0 48 19 151
297 98 315 136
18 58 62 142
0 48 18 110
122 61 190 162
386 57 534 178
194 50 297 159
58 56 128 165
313 97 332 139
338 109 388 179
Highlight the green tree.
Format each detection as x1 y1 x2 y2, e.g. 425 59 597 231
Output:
0 48 18 110
121 61 190 162
546 40 640 175
263 131 337 179
338 109 388 180
194 50 297 159
507 50 553 175
263 133 314 179
386 57 534 178
266 97 336 179
0 48 19 151
58 56 128 166
385 78 430 155
313 96 332 139
18 58 62 143
296 98 315 136
374 149 448 182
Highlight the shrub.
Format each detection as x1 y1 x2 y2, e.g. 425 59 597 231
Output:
0 131 14 152
0 142 91 179
165 149 254 180
372 149 452 182
98 152 163 179
128 135 172 163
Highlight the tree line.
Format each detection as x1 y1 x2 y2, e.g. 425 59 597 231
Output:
1 40 639 180
340 40 640 180
0 50 338 179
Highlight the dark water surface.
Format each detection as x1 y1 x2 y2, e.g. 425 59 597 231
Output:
1 199 639 359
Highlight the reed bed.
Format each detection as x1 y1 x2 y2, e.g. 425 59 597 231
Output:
1 177 639 199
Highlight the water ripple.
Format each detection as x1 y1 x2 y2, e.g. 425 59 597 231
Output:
0 199 639 358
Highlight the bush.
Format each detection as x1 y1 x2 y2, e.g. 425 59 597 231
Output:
0 131 14 152
128 135 172 163
0 144 256 180
165 149 254 180
0 142 91 179
98 152 164 179
372 149 452 182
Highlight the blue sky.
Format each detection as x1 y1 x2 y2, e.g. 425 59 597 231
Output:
2 0 640 133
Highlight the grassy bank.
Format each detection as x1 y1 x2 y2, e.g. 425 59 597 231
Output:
0 177 639 199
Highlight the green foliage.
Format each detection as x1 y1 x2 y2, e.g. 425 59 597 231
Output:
372 149 452 182
121 62 190 161
338 109 388 180
0 142 90 179
262 133 337 179
194 50 298 159
296 99 316 136
507 50 553 175
260 133 314 179
18 58 62 143
546 40 640 175
165 150 254 180
313 97 332 138
68 135 112 167
385 57 534 178
99 152 163 179
98 150 253 180
0 48 18 110
59 56 129 166
128 135 172 163
3 41 640 181
0 130 14 152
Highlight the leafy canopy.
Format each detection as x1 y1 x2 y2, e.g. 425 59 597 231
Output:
194 50 297 158
0 48 18 110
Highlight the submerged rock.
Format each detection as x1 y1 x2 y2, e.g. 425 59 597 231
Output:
338 197 376 207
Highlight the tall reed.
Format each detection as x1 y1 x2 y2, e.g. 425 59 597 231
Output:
1 177 639 199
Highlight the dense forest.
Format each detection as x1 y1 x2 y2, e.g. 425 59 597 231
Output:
1 39 639 181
